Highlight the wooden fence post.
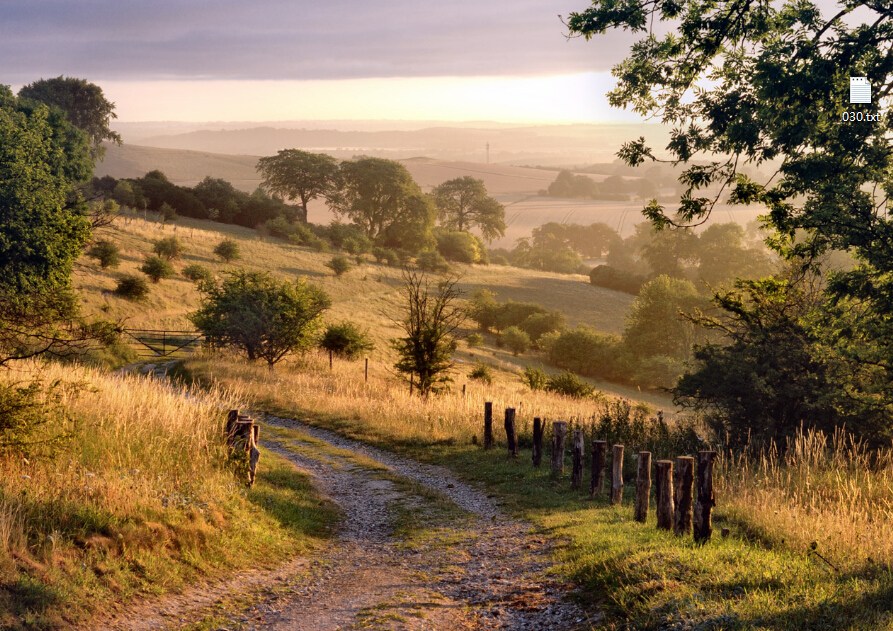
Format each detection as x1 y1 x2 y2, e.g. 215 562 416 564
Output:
694 451 717 543
655 460 674 530
364 357 369 383
484 402 493 450
611 444 624 504
329 349 333 369
462 383 466 397
590 440 607 497
532 418 544 467
504 407 518 457
674 456 695 536
225 409 239 446
634 451 652 522
551 421 568 477
571 429 584 489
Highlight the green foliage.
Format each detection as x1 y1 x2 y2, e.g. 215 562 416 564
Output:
0 379 77 456
547 327 623 379
158 201 177 223
435 230 486 263
416 250 450 273
467 291 563 338
465 332 484 348
501 326 530 356
589 265 645 295
213 238 241 262
468 363 493 385
391 272 464 396
319 321 375 360
521 366 548 391
510 237 585 275
182 264 214 284
257 149 339 223
544 371 594 398
372 247 400 266
518 311 565 344
623 275 703 361
139 255 175 283
18 76 121 160
432 176 506 242
326 255 352 277
152 236 184 260
330 157 434 253
113 274 150 301
86 240 121 269
190 270 330 366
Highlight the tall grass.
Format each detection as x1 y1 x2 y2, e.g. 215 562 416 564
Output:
719 428 893 571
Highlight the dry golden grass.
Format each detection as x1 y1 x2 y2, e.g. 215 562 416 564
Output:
719 429 893 571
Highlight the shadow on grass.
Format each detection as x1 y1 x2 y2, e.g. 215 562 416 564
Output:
0 575 62 627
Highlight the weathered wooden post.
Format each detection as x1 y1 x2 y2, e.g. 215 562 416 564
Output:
571 429 584 489
694 451 717 543
248 423 260 487
590 440 607 497
462 383 467 397
329 349 333 369
655 460 674 530
551 421 568 477
610 444 624 504
483 402 494 450
504 407 518 457
532 417 544 467
225 409 239 447
634 451 652 522
364 357 369 383
674 456 695 536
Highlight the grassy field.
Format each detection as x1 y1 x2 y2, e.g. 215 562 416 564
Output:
0 360 338 628
182 352 893 629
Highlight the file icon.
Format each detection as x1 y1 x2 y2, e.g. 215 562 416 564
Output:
850 77 871 103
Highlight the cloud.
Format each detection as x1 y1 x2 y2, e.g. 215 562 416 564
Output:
1 0 635 83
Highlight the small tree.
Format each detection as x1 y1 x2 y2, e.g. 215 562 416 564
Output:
326 255 352 277
159 202 177 223
114 274 150 301
182 264 214 284
213 238 240 262
140 255 175 283
319 321 375 360
153 236 184 260
501 326 531 356
391 271 465 396
87 240 121 269
190 271 330 367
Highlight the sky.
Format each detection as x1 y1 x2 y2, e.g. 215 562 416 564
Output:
1 0 640 123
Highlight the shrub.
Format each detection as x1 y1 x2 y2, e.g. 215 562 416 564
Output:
469 363 493 384
190 271 330 366
521 366 548 391
466 332 484 347
372 247 400 266
153 236 184 260
213 238 240 262
501 326 531 356
547 326 623 378
114 274 150 301
87 240 121 269
326 255 352 277
140 255 175 283
0 379 76 456
319 321 375 359
545 371 595 398
159 201 178 222
589 264 646 295
341 235 373 255
436 230 485 263
416 250 450 273
265 216 304 241
182 263 214 284
520 311 565 343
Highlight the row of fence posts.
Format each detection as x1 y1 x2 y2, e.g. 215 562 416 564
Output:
484 402 718 543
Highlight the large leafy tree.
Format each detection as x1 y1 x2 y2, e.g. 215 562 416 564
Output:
257 149 339 223
190 271 330 367
330 157 435 252
432 176 506 242
18 76 121 160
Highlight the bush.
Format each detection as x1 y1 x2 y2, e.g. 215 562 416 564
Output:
468 363 493 384
326 255 352 277
436 230 485 263
547 326 623 378
521 366 548 391
372 247 400 266
213 238 240 262
114 274 150 300
501 326 531 356
466 332 484 347
140 255 175 283
520 311 565 343
416 250 450 273
589 264 645 295
319 321 375 359
341 235 373 256
0 379 75 456
159 201 178 222
87 240 121 269
182 263 214 284
153 236 184 260
545 371 595 398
